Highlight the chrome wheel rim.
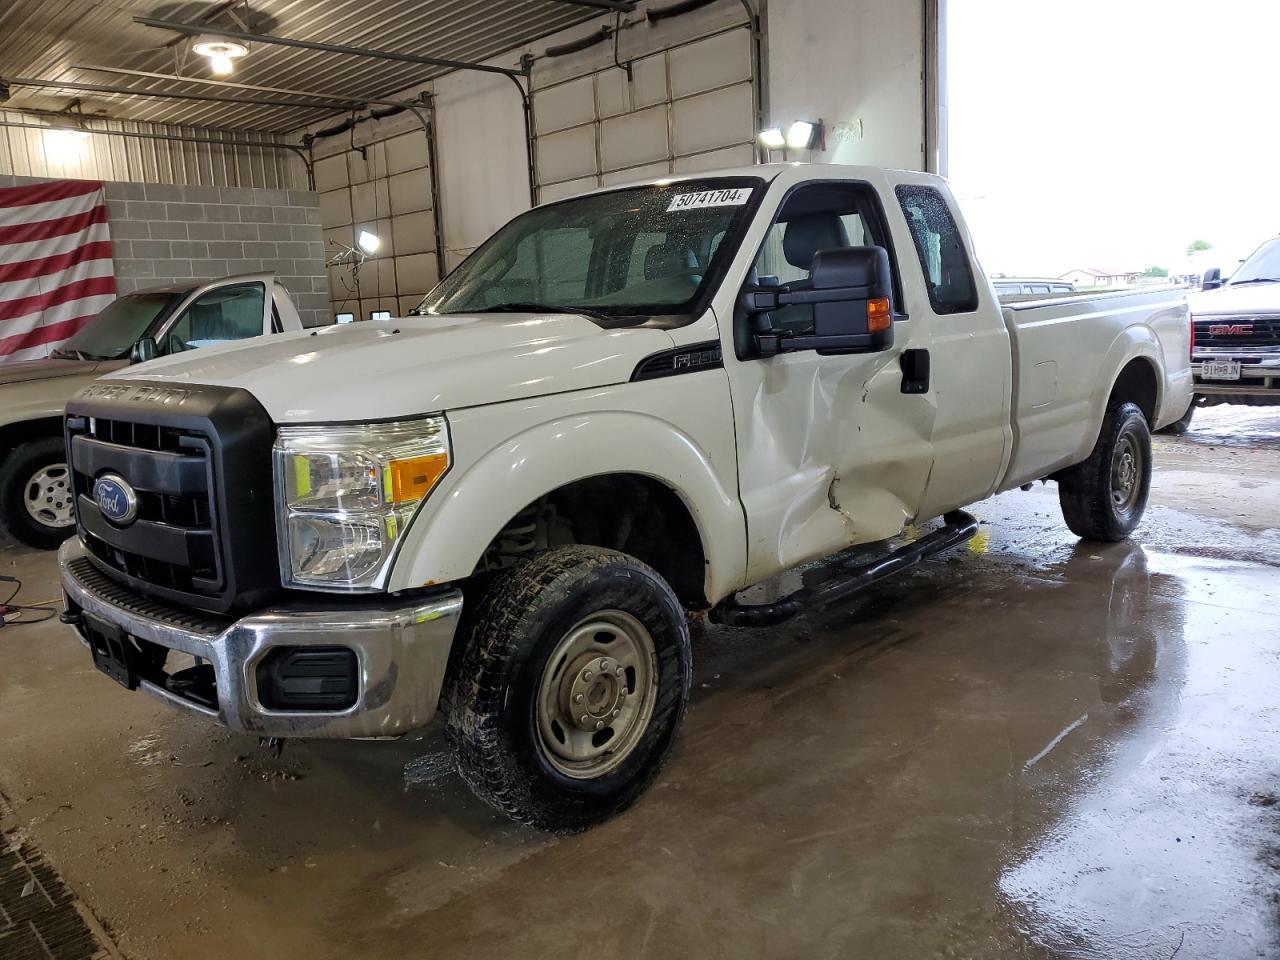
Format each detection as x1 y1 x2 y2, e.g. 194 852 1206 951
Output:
1110 435 1142 514
23 462 74 529
535 610 658 780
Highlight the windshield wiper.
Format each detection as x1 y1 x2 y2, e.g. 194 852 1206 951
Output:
1229 278 1280 286
474 301 621 324
49 348 88 360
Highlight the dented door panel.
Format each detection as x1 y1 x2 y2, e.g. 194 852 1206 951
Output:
732 339 936 585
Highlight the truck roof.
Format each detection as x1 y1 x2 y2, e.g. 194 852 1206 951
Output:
125 272 277 297
539 162 940 206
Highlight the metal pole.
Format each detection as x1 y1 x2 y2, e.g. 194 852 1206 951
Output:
7 76 350 114
73 64 421 110
0 116 314 183
132 16 524 78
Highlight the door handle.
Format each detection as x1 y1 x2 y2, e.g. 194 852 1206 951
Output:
900 349 930 394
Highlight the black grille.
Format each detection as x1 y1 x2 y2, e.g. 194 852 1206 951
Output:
65 382 280 614
1194 315 1280 351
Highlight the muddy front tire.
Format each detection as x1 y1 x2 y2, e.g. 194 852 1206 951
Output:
443 546 691 831
1058 401 1152 542
0 437 76 550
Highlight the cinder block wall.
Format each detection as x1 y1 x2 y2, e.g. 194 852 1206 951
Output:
0 174 332 328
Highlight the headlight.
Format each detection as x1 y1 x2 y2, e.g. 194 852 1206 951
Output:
273 418 450 589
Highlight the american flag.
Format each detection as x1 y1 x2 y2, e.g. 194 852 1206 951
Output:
0 179 116 364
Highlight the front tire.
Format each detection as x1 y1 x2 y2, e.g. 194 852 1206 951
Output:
443 546 691 831
0 437 76 550
1058 401 1152 542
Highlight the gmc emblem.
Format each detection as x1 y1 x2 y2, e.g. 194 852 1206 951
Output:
1207 323 1253 335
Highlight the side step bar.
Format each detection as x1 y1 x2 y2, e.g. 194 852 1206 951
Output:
710 510 980 628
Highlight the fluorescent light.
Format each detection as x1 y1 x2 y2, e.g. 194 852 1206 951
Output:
785 120 816 150
357 230 381 255
758 126 785 150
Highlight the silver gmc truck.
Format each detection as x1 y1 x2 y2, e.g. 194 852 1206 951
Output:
1180 238 1280 432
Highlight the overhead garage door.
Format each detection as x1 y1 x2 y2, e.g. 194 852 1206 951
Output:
531 25 757 204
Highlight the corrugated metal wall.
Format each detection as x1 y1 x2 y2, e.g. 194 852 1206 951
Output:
0 112 305 189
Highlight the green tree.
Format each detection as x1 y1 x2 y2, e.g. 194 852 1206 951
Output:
1186 240 1214 256
1141 266 1169 278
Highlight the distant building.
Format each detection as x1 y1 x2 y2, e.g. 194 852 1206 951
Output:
1058 267 1139 288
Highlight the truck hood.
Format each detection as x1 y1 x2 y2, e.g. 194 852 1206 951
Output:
0 357 110 385
108 312 677 423
1188 283 1280 316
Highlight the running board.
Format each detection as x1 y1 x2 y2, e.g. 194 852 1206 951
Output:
709 510 980 628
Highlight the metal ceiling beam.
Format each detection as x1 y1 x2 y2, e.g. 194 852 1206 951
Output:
547 0 636 9
7 76 351 114
132 15 525 78
72 63 422 112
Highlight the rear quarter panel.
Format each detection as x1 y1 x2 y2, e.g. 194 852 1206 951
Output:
1000 289 1189 489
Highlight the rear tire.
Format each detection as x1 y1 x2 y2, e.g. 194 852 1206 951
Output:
1157 401 1194 435
443 546 691 831
1058 401 1152 542
0 437 76 550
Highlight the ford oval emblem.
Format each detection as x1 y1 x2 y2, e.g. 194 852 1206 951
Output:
93 473 139 526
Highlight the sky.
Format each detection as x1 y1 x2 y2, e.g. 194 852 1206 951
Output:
946 0 1280 279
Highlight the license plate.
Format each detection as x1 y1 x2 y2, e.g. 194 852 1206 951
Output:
1202 360 1241 380
83 614 139 690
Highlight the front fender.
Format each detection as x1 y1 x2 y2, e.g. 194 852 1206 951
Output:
387 408 746 604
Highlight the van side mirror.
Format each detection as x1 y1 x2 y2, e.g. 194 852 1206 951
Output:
1201 267 1223 291
741 245 895 356
130 337 158 363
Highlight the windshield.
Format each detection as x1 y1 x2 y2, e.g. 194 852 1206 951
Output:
52 292 181 360
1229 238 1280 285
422 177 764 323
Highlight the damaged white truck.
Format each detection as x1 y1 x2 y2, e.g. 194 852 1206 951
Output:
57 164 1192 830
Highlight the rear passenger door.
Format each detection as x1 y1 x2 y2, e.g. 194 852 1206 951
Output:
888 176 1012 517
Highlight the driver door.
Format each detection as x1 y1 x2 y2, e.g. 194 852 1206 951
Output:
157 274 273 355
723 179 938 584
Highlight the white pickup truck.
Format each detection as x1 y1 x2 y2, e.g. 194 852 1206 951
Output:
56 165 1192 830
0 273 303 549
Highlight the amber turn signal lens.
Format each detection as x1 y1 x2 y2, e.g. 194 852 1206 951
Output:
867 297 891 333
387 453 449 503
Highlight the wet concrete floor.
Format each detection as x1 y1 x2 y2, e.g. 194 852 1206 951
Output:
0 405 1278 959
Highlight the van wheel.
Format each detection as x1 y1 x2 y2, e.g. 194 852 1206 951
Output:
443 546 691 831
1157 401 1194 435
0 437 77 550
1058 401 1152 542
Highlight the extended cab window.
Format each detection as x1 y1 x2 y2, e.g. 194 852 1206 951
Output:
895 185 978 314
163 282 266 353
423 178 762 325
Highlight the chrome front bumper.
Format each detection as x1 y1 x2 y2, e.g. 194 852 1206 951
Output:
58 539 463 739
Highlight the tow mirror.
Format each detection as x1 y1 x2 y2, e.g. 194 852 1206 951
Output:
741 245 895 356
130 337 158 363
1201 267 1223 291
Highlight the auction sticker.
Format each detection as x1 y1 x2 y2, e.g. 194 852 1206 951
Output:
666 188 752 212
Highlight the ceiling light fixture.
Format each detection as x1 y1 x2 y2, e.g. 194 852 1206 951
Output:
191 35 249 75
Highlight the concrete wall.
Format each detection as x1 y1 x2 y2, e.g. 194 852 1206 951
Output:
764 0 927 171
0 174 331 327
